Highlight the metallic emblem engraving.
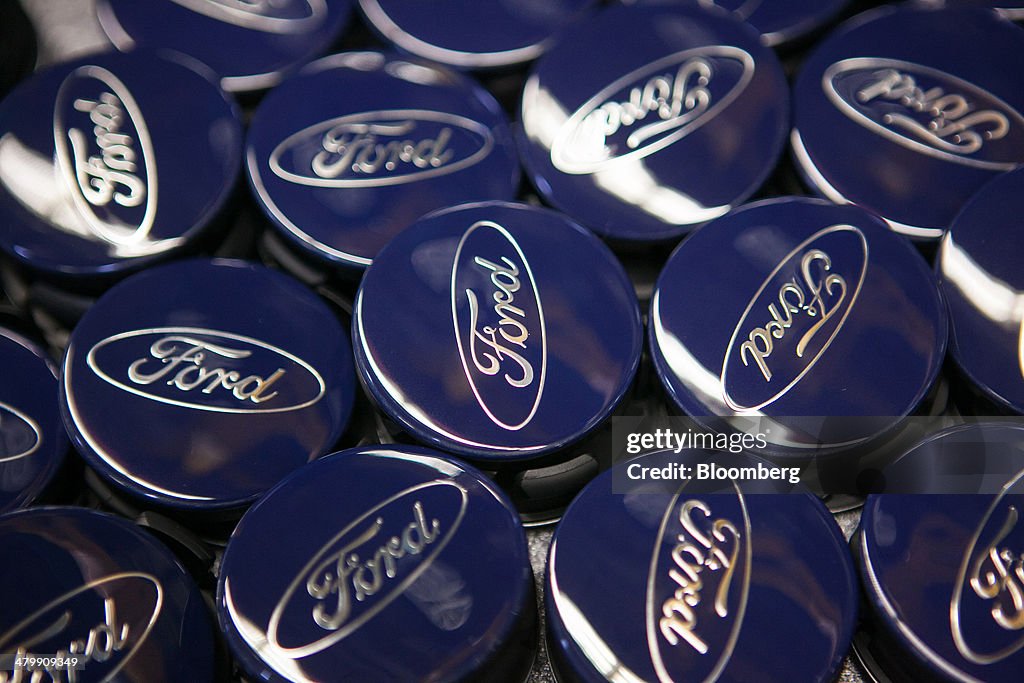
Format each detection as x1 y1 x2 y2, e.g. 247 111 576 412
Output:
269 110 494 188
722 225 868 412
0 402 42 464
168 0 326 34
54 65 158 249
824 58 1024 171
86 327 326 414
550 46 755 174
0 573 163 683
646 488 752 683
951 469 1024 664
452 220 546 431
267 480 469 658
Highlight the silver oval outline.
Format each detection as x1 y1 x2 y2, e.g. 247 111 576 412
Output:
822 57 1024 172
645 484 752 683
720 224 869 412
950 467 1024 664
550 45 755 175
268 109 495 188
53 65 159 247
85 326 326 415
0 401 42 464
168 0 325 34
265 479 469 658
355 289 553 453
0 572 164 683
451 220 547 431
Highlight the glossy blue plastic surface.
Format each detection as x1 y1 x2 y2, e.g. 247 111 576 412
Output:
858 423 1024 681
0 50 242 279
792 5 1024 239
517 4 789 241
0 329 66 513
218 444 535 683
353 201 642 461
625 0 851 46
649 198 947 451
939 168 1024 414
97 0 353 92
0 507 216 681
547 449 858 683
915 0 1024 18
60 259 355 510
246 52 520 270
358 0 599 69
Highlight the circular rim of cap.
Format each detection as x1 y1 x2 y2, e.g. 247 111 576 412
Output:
96 0 354 92
650 0 853 47
0 328 66 513
217 444 535 683
357 0 599 69
0 49 243 278
546 449 858 683
60 258 356 511
0 505 217 681
517 3 790 242
791 4 1024 240
245 51 521 270
353 200 643 462
858 423 1024 681
938 167 1024 414
648 196 948 451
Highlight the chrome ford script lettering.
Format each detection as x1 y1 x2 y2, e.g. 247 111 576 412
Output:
0 573 162 683
452 221 546 431
267 481 468 658
270 110 494 188
824 58 1024 171
550 46 755 174
54 66 158 247
952 470 1024 664
657 502 741 653
722 225 868 412
169 0 326 33
647 492 751 683
86 327 325 414
0 402 42 464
